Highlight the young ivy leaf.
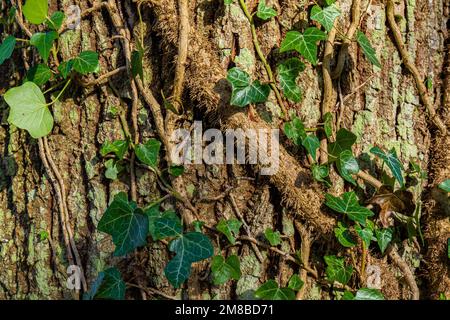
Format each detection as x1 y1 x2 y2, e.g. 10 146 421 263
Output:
311 163 331 187
356 30 381 68
323 112 333 138
255 280 295 300
224 0 233 4
26 63 52 86
277 58 305 102
375 227 393 254
328 128 357 161
370 146 404 187
5 81 53 138
324 255 353 285
104 159 123 180
337 150 359 185
165 232 214 288
325 191 374 226
438 179 450 193
0 36 16 65
284 116 306 146
287 274 304 291
30 31 58 62
355 224 375 248
226 67 270 107
100 139 129 160
97 192 149 256
211 255 241 285
84 267 126 300
310 4 341 32
58 60 73 79
280 28 326 65
264 228 282 246
256 0 278 20
131 47 144 80
168 165 185 177
23 0 48 24
135 138 161 169
334 222 357 248
73 51 100 75
302 134 320 161
216 218 242 245
354 288 384 300
46 11 65 31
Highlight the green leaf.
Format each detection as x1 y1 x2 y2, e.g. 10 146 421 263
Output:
288 274 304 291
226 68 271 107
216 218 242 245
256 0 277 20
23 0 48 24
30 31 58 62
211 255 241 285
227 67 250 88
356 30 381 68
131 48 144 80
5 81 53 138
325 192 374 226
370 146 404 187
255 280 295 300
0 36 16 66
145 203 161 239
280 28 326 65
328 128 356 161
192 220 205 233
104 159 122 180
264 228 281 246
100 140 129 160
342 290 355 300
284 116 306 146
97 192 149 256
354 288 384 300
46 11 65 30
165 232 214 288
277 58 304 102
334 222 357 248
311 163 331 187
26 63 52 86
324 255 353 285
135 138 161 169
72 51 100 75
169 165 185 177
438 179 450 193
224 0 233 4
310 4 341 32
302 134 320 161
92 267 125 300
323 112 333 138
58 60 73 79
154 216 183 240
375 227 393 254
337 150 359 185
355 224 374 248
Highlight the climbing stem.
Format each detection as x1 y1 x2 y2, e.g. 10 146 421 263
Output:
47 78 72 106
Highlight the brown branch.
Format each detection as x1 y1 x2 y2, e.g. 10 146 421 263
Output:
387 245 420 300
294 221 312 300
82 66 127 86
386 0 447 134
126 283 178 300
356 170 383 189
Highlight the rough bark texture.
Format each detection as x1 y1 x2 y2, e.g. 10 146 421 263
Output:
0 0 448 300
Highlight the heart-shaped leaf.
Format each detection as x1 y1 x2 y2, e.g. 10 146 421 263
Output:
256 0 277 20
0 35 16 65
216 218 242 244
325 191 374 226
334 222 357 248
280 28 326 65
328 128 356 161
277 58 304 102
135 138 161 169
370 146 404 187
46 11 65 31
288 274 304 291
26 63 52 85
84 267 125 300
58 60 74 79
324 255 353 285
211 255 241 285
23 0 48 24
284 116 306 146
100 139 129 160
30 31 58 62
73 51 100 74
264 228 281 246
337 150 359 185
255 280 295 300
375 227 393 254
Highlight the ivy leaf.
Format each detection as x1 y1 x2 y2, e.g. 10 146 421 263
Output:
131 48 144 80
370 146 404 187
165 232 214 288
224 0 233 4
334 222 357 248
87 267 125 300
342 290 355 300
97 192 149 256
169 165 185 177
355 224 374 248
354 288 384 300
0 36 16 65
302 134 320 161
211 255 241 285
288 274 304 291
325 192 374 226
356 30 381 68
26 64 52 86
255 280 295 300
216 218 242 245
5 81 53 138
438 179 450 193
277 58 304 102
256 0 277 20
264 228 281 246
227 67 250 88
311 163 331 187
23 0 48 24
46 11 65 31
328 128 356 161
58 60 73 79
135 138 161 169
324 255 353 285
375 227 393 254
310 4 341 32
323 112 333 138
284 116 306 146
153 216 183 240
72 51 100 75
227 68 270 107
100 139 129 160
104 159 123 180
30 31 58 62
280 28 326 65
337 150 359 185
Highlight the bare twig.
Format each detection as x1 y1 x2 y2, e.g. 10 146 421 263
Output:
82 66 127 86
126 283 178 300
294 221 312 300
387 244 420 300
356 170 383 189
